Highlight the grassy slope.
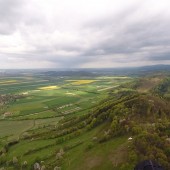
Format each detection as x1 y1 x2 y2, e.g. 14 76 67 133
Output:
62 136 129 170
0 120 34 140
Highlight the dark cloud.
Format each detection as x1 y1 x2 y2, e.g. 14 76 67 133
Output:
146 51 170 61
79 14 170 65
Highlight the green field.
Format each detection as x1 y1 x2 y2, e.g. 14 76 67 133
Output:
1 72 169 170
0 74 134 169
0 75 131 122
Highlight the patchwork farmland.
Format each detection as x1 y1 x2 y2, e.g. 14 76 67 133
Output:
0 75 131 121
0 72 134 169
2 71 169 170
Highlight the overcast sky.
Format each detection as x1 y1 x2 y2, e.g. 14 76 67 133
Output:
0 0 170 68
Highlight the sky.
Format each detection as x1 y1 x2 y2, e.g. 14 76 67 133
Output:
0 0 170 69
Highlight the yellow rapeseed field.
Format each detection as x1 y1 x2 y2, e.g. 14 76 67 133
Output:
39 85 59 90
0 80 18 85
66 80 97 85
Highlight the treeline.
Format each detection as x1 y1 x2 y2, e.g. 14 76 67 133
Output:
0 94 24 105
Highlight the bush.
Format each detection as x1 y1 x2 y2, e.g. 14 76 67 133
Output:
85 142 94 150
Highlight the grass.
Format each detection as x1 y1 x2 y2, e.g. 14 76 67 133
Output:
7 139 56 160
0 74 135 169
18 110 58 119
0 120 34 140
43 96 80 108
1 76 124 120
34 117 62 128
61 124 129 170
8 101 46 116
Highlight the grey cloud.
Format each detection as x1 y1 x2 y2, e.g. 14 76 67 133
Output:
146 51 170 61
0 0 45 35
0 0 24 34
0 0 170 68
79 14 170 64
